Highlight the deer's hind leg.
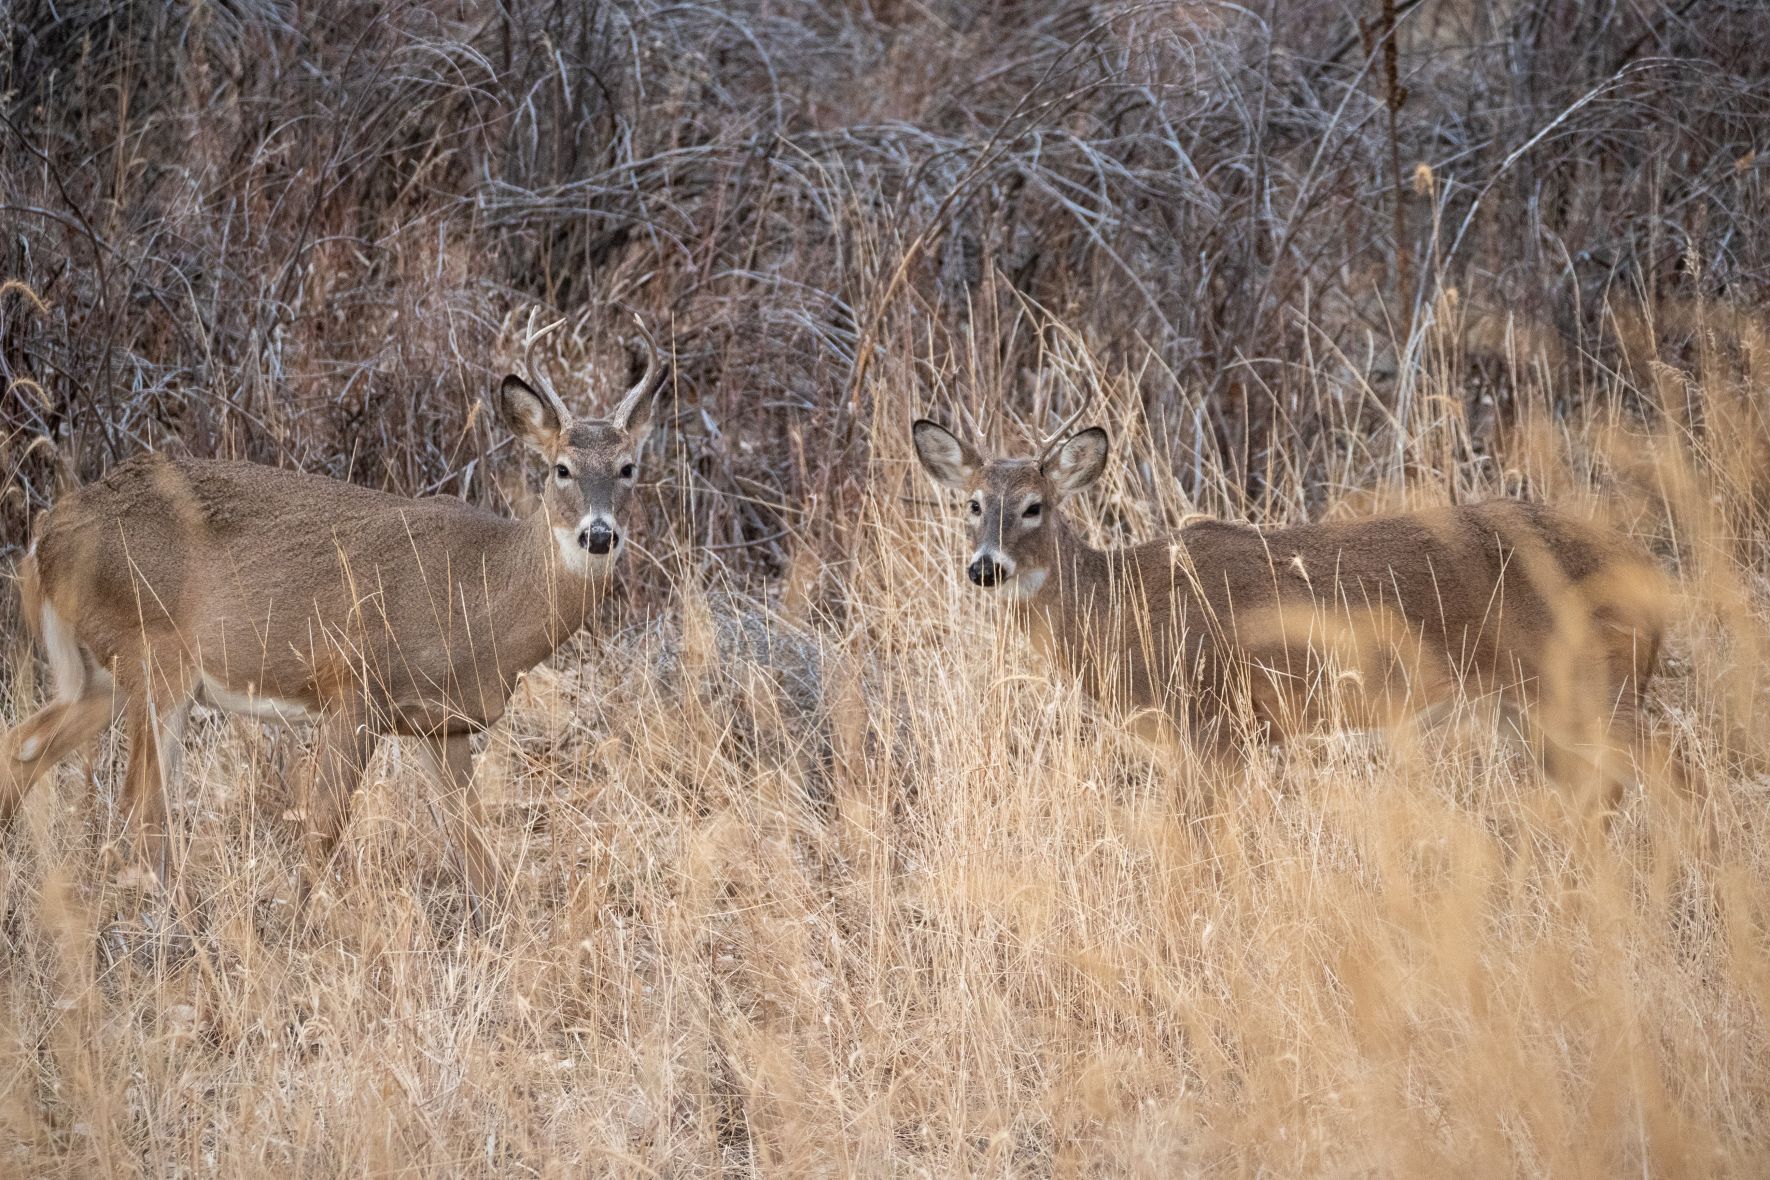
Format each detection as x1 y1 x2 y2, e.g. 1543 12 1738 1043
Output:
1546 618 1693 811
0 689 120 829
1518 652 1669 833
114 655 197 884
1 576 121 828
1601 624 1712 841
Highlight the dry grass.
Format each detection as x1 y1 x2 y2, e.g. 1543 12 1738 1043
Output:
2 0 1770 1175
0 338 1767 1175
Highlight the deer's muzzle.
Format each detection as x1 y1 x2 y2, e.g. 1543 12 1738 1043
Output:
968 551 1010 587
579 518 620 556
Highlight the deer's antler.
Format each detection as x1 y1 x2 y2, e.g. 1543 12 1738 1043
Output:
520 308 573 424
1036 385 1095 466
610 312 663 427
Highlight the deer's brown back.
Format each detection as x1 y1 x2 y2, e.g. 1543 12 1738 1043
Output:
1243 500 1654 659
33 455 561 731
1058 499 1666 738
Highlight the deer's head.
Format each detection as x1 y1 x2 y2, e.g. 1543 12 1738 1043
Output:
497 315 665 576
912 412 1107 600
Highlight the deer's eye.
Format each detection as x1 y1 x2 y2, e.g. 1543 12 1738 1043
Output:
1023 502 1042 520
969 500 982 517
554 463 571 481
620 463 635 480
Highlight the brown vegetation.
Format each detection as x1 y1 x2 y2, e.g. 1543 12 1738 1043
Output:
1 0 1767 1174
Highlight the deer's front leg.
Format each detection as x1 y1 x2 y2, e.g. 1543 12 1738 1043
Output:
300 709 379 883
423 731 506 931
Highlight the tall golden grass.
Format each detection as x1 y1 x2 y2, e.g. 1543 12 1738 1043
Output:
3 0 1769 1173
0 308 1766 1174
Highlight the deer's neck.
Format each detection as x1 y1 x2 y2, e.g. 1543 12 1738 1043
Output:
483 507 602 667
1015 519 1114 671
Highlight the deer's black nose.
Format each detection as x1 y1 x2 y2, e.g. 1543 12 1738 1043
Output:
580 522 618 555
968 554 1002 587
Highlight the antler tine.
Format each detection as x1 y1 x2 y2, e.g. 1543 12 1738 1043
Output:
953 391 987 451
1036 384 1096 467
611 312 664 425
520 308 572 421
1010 366 1055 454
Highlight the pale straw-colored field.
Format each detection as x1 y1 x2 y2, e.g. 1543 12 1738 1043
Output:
3 1 1767 1174
2 320 1768 1175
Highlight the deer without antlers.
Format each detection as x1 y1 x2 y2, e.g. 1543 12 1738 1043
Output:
0 314 667 923
912 408 1679 808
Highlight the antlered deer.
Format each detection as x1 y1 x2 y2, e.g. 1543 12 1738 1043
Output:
0 316 666 921
912 407 1677 807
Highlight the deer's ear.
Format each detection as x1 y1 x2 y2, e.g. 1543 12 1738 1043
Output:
1043 426 1108 498
497 375 565 452
911 419 979 490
